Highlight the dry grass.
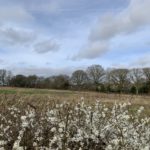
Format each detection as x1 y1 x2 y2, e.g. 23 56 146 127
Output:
0 87 150 116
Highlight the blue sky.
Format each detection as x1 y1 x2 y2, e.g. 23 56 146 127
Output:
0 0 150 76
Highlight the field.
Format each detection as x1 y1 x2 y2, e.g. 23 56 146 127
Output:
0 87 150 149
0 87 150 116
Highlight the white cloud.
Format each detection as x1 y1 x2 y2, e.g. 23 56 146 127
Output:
146 41 150 45
0 27 36 46
34 39 60 54
0 58 3 63
0 58 6 68
73 0 150 60
72 41 109 60
90 0 150 41
131 54 150 67
10 66 74 76
0 6 33 23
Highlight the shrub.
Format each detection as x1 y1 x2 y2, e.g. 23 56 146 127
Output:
0 99 149 150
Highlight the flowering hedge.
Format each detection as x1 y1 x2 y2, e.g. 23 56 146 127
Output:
0 99 150 150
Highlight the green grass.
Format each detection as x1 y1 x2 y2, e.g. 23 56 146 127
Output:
0 87 75 95
0 89 17 94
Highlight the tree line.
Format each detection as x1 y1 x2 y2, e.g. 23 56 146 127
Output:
0 65 150 94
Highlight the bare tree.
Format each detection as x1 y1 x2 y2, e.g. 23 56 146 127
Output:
86 65 105 86
0 69 12 86
108 68 129 93
0 69 6 85
143 68 150 82
5 71 12 86
129 68 144 95
71 70 88 89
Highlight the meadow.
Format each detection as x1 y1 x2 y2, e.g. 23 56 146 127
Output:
0 87 150 150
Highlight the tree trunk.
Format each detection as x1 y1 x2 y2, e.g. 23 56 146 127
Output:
136 87 139 95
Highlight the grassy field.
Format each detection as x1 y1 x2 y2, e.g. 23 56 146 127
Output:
0 87 150 116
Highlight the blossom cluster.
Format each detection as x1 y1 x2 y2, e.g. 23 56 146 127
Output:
0 99 149 150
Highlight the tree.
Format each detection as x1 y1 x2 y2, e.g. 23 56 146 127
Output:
142 68 150 93
0 69 6 85
36 77 46 88
86 65 105 90
53 75 70 89
0 69 12 86
129 68 144 95
6 71 13 86
71 70 88 89
10 75 27 87
26 75 38 88
143 68 150 82
108 68 129 93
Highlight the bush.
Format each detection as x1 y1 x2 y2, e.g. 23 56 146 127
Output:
0 99 149 150
130 86 137 94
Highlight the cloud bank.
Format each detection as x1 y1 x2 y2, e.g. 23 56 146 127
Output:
10 66 75 76
73 0 150 60
73 42 109 60
0 0 150 75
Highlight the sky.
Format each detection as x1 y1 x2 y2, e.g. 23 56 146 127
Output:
0 0 150 76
